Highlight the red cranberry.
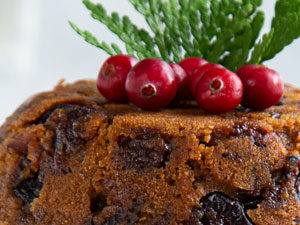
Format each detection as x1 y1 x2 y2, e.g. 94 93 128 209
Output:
169 63 188 99
236 64 284 110
179 57 208 98
196 68 243 113
125 58 177 110
97 55 138 102
179 57 208 77
190 63 224 98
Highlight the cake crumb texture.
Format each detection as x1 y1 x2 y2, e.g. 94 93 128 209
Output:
0 80 300 225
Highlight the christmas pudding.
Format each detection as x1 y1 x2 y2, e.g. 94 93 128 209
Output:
1 0 300 224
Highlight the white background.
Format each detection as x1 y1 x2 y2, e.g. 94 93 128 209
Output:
0 0 300 124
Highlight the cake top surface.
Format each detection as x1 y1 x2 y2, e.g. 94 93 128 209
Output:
1 80 300 139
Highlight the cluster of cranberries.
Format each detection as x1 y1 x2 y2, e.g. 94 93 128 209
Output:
97 55 284 113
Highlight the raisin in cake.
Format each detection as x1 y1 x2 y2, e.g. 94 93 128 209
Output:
0 80 300 225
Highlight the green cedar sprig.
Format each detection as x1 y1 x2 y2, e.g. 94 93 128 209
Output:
70 0 300 71
249 0 300 64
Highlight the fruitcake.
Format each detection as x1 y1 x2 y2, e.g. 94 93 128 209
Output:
0 80 299 225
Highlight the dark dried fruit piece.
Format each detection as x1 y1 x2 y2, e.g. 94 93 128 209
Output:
12 171 43 203
296 175 300 196
7 136 31 155
123 199 141 224
11 156 43 204
285 156 300 197
100 200 142 225
117 129 172 171
190 192 253 225
33 104 74 124
90 193 107 215
38 104 103 175
271 156 299 187
237 190 264 210
51 106 97 156
62 106 97 146
102 211 123 225
233 124 266 148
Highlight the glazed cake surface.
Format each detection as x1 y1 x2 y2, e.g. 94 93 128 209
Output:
0 80 300 225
